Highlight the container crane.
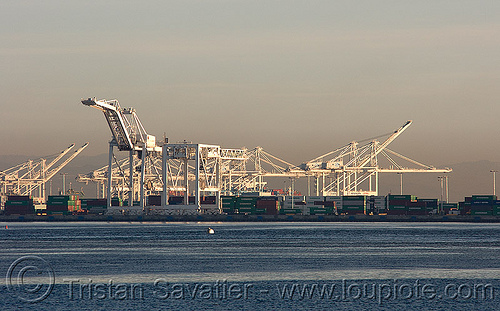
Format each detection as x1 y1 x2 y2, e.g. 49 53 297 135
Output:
0 143 88 200
300 120 452 196
82 97 162 208
81 97 248 211
81 96 451 212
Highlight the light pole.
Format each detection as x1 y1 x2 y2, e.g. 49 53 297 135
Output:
398 172 403 195
60 173 68 195
445 175 449 203
438 176 444 214
490 170 498 196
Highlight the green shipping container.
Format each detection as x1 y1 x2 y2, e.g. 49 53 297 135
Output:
47 211 70 215
472 195 497 201
388 205 408 210
309 207 333 215
342 205 364 210
237 207 254 213
388 195 417 201
6 200 33 206
471 210 493 216
342 196 366 201
48 195 79 201
47 200 77 206
407 206 426 210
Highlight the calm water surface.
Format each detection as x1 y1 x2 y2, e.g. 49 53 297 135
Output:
1 222 499 310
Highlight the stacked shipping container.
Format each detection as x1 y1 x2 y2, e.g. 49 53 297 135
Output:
81 198 108 214
46 195 81 215
470 195 497 216
4 195 35 215
280 196 304 215
387 195 417 215
341 196 366 215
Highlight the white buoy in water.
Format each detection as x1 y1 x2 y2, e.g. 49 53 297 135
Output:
207 227 215 234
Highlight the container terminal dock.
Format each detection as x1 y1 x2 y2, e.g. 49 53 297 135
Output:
0 195 500 222
0 97 496 222
2 193 500 223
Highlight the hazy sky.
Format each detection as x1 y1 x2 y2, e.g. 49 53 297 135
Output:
1 1 499 168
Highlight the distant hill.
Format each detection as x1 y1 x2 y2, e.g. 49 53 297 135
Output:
375 160 500 202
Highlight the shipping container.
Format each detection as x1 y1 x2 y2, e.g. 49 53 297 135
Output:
388 194 417 201
471 210 493 216
472 195 497 201
388 205 407 210
407 210 427 215
458 201 471 215
417 199 438 208
387 209 407 215
4 205 35 215
5 200 33 206
470 205 493 212
7 195 32 201
342 195 366 201
48 195 79 201
342 200 365 206
323 201 336 207
388 199 411 206
279 208 302 215
147 195 162 206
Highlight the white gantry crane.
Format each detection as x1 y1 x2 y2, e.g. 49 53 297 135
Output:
82 97 161 208
0 143 88 201
81 97 247 212
298 120 452 196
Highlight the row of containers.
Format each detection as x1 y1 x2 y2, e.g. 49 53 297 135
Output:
1 194 499 216
222 195 422 216
222 194 500 216
2 195 124 216
3 195 83 216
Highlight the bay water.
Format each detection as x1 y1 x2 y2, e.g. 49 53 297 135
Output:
1 222 499 310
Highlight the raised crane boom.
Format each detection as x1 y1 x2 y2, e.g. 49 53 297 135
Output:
82 97 156 151
356 120 412 169
44 142 89 181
